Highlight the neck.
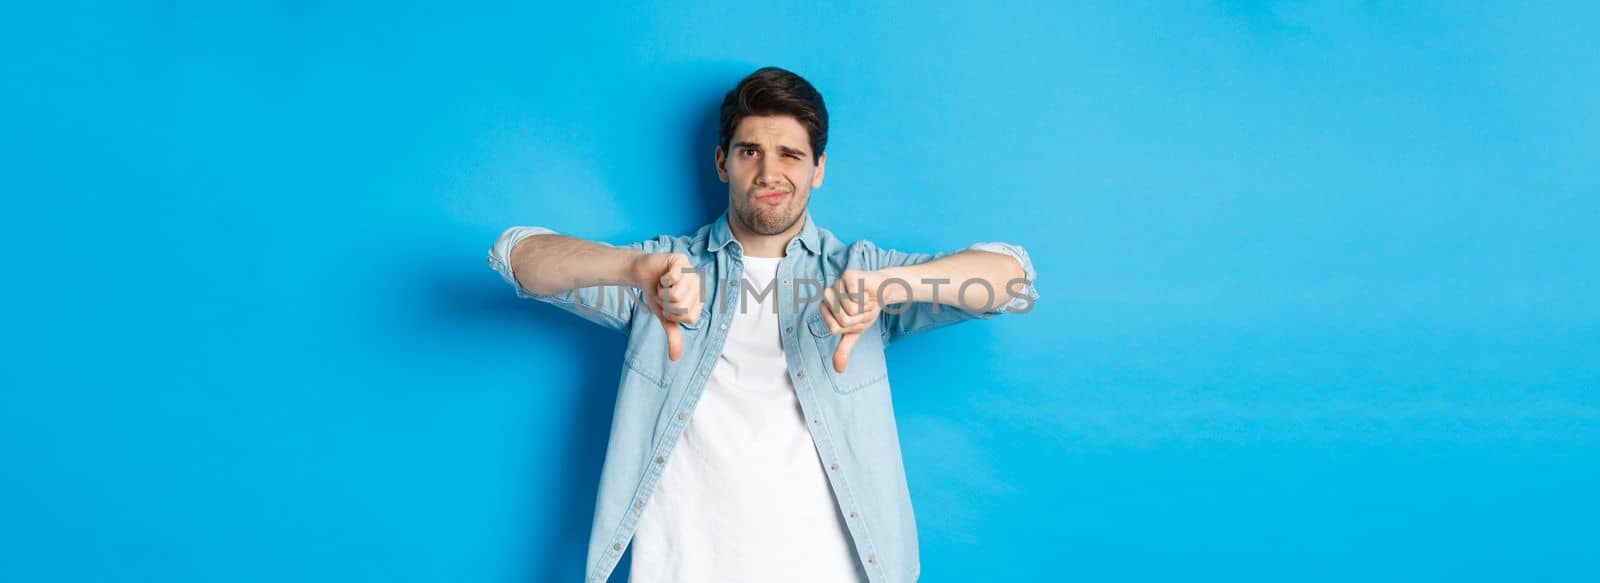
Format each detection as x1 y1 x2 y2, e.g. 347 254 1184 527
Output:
728 210 804 258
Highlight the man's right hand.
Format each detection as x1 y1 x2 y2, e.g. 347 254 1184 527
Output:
631 252 703 361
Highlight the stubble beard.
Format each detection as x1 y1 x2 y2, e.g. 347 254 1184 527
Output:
735 193 805 236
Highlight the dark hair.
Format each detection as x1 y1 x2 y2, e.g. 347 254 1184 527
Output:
718 66 828 163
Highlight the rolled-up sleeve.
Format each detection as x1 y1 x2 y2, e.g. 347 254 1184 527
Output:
965 241 1039 316
487 226 559 299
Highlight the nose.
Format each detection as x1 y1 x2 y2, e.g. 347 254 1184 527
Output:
755 159 783 188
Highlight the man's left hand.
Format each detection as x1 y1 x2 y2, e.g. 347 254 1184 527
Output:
821 269 889 373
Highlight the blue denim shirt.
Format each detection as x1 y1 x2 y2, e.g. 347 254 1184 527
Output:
487 210 1037 582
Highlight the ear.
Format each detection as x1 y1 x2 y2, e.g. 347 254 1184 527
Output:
811 151 826 189
714 146 728 183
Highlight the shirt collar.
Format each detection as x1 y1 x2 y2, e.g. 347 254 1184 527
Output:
707 209 822 256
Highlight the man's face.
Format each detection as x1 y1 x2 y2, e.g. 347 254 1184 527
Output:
716 115 826 236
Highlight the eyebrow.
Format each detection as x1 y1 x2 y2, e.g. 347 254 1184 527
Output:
732 141 808 158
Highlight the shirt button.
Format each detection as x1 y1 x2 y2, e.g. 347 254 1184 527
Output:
613 543 623 551
796 371 805 379
830 463 838 470
811 417 819 424
656 456 665 464
719 323 727 330
785 326 793 333
634 500 643 509
678 412 688 421
702 368 711 376
867 556 875 564
849 511 857 518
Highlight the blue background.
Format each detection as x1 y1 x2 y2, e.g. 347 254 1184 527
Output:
3 1 1596 581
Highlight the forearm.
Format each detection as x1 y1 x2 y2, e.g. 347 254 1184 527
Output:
510 234 645 296
879 250 1027 312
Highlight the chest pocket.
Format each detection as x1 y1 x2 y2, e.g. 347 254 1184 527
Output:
806 312 889 394
624 303 710 389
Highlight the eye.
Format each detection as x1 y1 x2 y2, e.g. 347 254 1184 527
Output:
741 147 758 157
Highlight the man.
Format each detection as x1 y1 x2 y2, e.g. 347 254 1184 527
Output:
487 66 1037 583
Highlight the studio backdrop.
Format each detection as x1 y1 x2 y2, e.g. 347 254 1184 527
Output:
2 2 1596 582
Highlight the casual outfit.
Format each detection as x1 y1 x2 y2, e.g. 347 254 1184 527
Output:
486 210 1037 582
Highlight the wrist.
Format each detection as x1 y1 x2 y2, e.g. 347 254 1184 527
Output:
877 267 914 304
623 251 653 289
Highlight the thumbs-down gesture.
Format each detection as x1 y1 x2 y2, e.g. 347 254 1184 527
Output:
820 269 887 373
633 252 703 361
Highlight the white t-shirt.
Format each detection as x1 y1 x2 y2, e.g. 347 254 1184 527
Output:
630 255 865 582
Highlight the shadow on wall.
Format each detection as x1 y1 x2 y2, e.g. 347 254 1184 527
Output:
508 308 626 581
685 64 743 226
413 261 628 580
412 65 761 581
